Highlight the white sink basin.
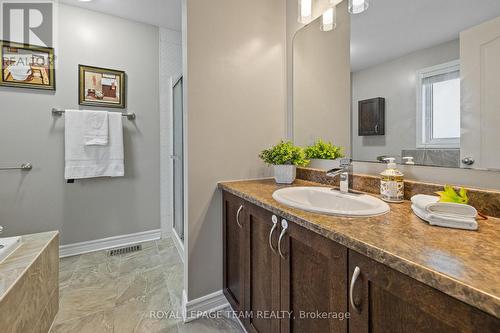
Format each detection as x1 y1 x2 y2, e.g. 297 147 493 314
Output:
272 187 390 217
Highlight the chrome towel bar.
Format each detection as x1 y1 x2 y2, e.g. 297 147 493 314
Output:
0 163 32 171
51 108 136 120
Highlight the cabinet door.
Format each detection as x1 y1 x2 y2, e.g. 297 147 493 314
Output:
223 192 246 311
245 203 282 333
358 97 385 136
348 250 500 333
280 221 348 333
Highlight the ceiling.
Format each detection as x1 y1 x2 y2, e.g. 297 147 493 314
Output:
59 1 500 70
351 0 500 71
60 0 182 31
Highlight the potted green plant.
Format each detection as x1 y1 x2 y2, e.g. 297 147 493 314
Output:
304 139 344 170
259 140 309 184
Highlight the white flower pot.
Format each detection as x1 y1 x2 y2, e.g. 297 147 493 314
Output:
307 158 341 170
273 165 296 184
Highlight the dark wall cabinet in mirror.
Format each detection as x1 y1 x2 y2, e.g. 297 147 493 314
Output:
358 97 385 136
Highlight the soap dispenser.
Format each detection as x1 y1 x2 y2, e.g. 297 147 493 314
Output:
402 156 415 165
380 158 404 203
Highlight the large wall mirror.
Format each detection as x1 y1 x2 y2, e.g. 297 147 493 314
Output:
292 0 500 171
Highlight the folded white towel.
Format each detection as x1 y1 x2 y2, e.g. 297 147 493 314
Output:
83 110 109 146
65 110 124 179
412 205 478 231
410 194 477 219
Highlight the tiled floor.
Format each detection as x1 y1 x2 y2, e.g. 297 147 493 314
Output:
51 237 244 333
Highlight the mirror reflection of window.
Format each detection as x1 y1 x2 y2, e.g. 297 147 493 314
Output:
417 61 460 148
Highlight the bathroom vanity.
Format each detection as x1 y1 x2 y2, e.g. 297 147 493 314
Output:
0 231 59 333
220 179 500 333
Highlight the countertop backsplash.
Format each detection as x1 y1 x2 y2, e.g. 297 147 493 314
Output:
297 167 500 218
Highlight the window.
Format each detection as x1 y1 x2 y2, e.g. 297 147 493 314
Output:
416 60 461 148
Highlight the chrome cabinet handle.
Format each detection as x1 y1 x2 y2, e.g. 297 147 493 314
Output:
236 205 244 228
374 124 379 134
350 266 361 312
269 215 279 254
278 219 288 259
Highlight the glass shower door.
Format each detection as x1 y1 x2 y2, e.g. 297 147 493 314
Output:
172 77 184 241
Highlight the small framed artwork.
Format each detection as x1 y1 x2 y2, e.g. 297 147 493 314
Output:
79 65 126 108
0 40 55 90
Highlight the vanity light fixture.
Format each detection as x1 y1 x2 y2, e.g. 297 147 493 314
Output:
348 0 369 14
321 6 337 31
301 0 369 32
298 0 313 24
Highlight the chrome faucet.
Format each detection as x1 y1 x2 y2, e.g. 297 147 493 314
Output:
326 158 353 193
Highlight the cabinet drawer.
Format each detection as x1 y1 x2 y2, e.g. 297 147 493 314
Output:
348 250 499 333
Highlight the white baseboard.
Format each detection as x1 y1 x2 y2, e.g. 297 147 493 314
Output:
182 289 229 323
59 229 162 258
171 228 184 263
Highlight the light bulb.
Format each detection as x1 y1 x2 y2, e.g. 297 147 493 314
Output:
298 0 312 24
321 7 337 32
348 0 369 14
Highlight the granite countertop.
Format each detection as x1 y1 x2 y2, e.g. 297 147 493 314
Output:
0 231 59 301
219 179 500 318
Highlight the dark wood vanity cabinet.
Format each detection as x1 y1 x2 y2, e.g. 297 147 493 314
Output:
245 201 281 333
223 191 348 333
223 192 246 312
279 221 348 333
223 191 499 333
223 192 283 331
348 251 499 333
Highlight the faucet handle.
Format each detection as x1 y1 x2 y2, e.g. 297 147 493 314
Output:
339 158 352 167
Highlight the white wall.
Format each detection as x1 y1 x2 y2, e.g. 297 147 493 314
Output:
351 39 459 161
293 4 350 151
286 0 304 138
159 28 182 238
0 4 160 244
183 0 287 301
286 0 338 139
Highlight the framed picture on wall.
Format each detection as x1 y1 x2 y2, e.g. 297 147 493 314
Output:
0 41 55 90
79 65 126 108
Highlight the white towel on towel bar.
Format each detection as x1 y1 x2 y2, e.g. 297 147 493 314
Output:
65 110 124 179
83 110 108 146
